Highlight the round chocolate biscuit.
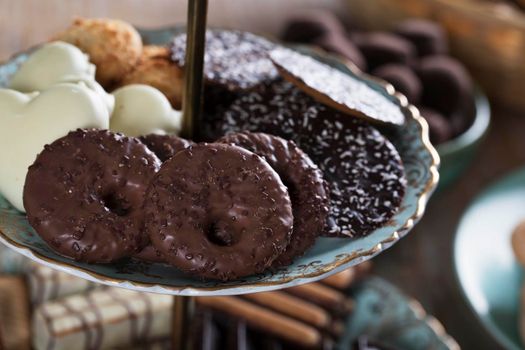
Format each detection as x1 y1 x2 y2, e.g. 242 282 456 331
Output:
139 134 193 162
269 47 405 126
206 80 406 237
170 30 278 91
219 132 330 266
24 129 161 263
144 143 293 281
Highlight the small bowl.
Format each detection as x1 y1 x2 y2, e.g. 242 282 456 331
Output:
436 90 491 190
346 0 525 110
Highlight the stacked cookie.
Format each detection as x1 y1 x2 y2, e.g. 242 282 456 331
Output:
281 12 476 145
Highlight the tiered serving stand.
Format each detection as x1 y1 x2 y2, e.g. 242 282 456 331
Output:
0 1 439 348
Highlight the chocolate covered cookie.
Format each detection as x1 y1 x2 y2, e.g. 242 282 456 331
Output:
24 129 161 263
144 143 293 280
206 80 406 237
218 132 330 266
139 134 193 162
170 30 278 91
269 47 405 126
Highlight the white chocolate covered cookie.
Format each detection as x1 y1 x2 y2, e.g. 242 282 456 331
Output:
9 41 114 114
0 83 110 212
110 84 181 137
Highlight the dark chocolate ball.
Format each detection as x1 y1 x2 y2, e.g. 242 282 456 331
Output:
372 63 422 103
313 33 367 71
394 19 448 57
419 107 453 145
280 11 345 43
416 55 473 116
353 32 417 72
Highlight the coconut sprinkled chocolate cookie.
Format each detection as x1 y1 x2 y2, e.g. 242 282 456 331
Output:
170 30 278 91
219 132 330 266
207 80 406 237
144 143 293 280
269 47 405 126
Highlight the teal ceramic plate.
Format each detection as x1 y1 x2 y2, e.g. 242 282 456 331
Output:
455 166 525 349
0 28 439 296
341 277 459 349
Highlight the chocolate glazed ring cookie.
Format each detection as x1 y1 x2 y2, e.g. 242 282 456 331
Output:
144 143 293 281
23 129 161 263
218 132 330 267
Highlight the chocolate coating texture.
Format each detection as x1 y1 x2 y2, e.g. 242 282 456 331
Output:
23 129 161 263
139 134 193 162
419 107 453 145
218 132 330 267
170 30 278 92
205 80 406 237
144 143 293 280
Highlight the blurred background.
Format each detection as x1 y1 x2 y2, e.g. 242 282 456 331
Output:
1 0 525 349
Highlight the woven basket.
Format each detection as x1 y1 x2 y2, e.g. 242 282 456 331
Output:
346 0 525 110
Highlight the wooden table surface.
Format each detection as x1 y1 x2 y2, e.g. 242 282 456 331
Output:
1 1 524 349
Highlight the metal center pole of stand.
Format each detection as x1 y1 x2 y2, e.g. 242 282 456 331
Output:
173 0 208 349
180 0 208 140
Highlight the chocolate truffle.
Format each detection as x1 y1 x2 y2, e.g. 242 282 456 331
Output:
353 32 416 71
280 11 345 44
373 63 422 103
313 33 367 71
416 55 473 116
419 107 453 145
394 19 448 57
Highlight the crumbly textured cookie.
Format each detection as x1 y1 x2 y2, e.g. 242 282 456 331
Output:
24 129 161 263
170 30 278 91
119 45 184 109
206 79 406 238
144 143 293 280
219 132 330 266
139 134 193 162
269 47 405 126
55 18 143 88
